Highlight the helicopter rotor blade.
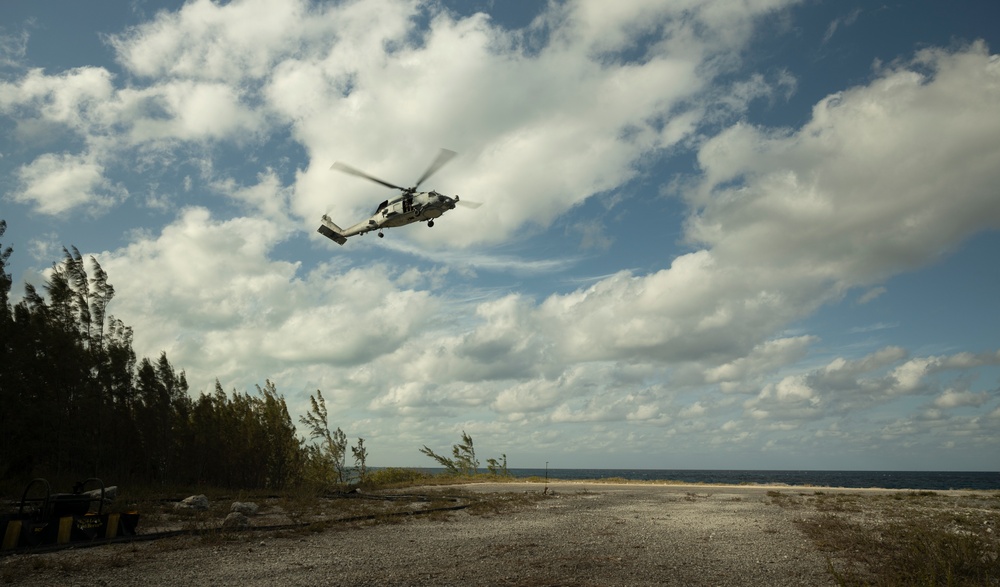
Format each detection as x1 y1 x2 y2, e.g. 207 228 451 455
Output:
330 161 406 191
413 148 456 190
456 199 482 209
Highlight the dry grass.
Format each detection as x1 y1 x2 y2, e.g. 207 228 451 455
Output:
771 490 1000 586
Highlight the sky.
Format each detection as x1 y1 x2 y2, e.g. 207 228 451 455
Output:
1 0 999 471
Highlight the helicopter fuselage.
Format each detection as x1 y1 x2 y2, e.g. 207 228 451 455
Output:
317 148 476 245
373 190 456 228
318 190 461 245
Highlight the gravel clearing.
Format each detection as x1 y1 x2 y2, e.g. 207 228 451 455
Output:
3 483 838 586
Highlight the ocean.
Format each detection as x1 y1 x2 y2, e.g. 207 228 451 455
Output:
499 469 1000 491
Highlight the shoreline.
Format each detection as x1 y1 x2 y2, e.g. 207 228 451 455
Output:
439 478 999 495
417 467 1000 492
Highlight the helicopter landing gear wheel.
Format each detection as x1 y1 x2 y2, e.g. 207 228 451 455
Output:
378 231 384 238
427 220 434 227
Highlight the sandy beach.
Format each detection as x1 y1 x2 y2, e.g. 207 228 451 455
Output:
1 482 860 586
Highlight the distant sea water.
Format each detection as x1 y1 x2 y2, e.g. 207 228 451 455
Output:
489 469 1000 490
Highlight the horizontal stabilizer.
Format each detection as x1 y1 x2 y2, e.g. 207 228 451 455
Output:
317 216 347 245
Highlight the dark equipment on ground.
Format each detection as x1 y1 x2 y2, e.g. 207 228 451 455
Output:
1 478 138 551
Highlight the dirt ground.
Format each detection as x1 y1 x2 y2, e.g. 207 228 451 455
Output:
0 482 882 586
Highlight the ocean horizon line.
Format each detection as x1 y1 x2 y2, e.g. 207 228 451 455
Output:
371 467 1000 491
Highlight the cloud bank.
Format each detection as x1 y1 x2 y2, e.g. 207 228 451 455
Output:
1 0 998 468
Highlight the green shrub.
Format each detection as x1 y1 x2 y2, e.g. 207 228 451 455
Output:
365 468 433 487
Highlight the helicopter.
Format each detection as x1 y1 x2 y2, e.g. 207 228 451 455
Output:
317 148 480 245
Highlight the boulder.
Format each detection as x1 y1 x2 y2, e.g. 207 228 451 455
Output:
222 511 250 530
174 494 210 510
230 501 259 515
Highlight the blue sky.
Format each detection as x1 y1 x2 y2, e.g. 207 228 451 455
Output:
2 0 998 471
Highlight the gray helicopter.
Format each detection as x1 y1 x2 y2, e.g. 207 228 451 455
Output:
317 148 480 245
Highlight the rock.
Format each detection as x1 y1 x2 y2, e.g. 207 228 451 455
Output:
231 501 259 515
83 485 118 503
174 494 210 510
222 511 250 530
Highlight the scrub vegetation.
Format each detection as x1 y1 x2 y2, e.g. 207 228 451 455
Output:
770 490 1000 586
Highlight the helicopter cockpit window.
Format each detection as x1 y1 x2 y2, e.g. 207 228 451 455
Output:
375 200 388 214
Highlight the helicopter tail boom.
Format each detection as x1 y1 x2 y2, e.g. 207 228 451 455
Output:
317 215 348 245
